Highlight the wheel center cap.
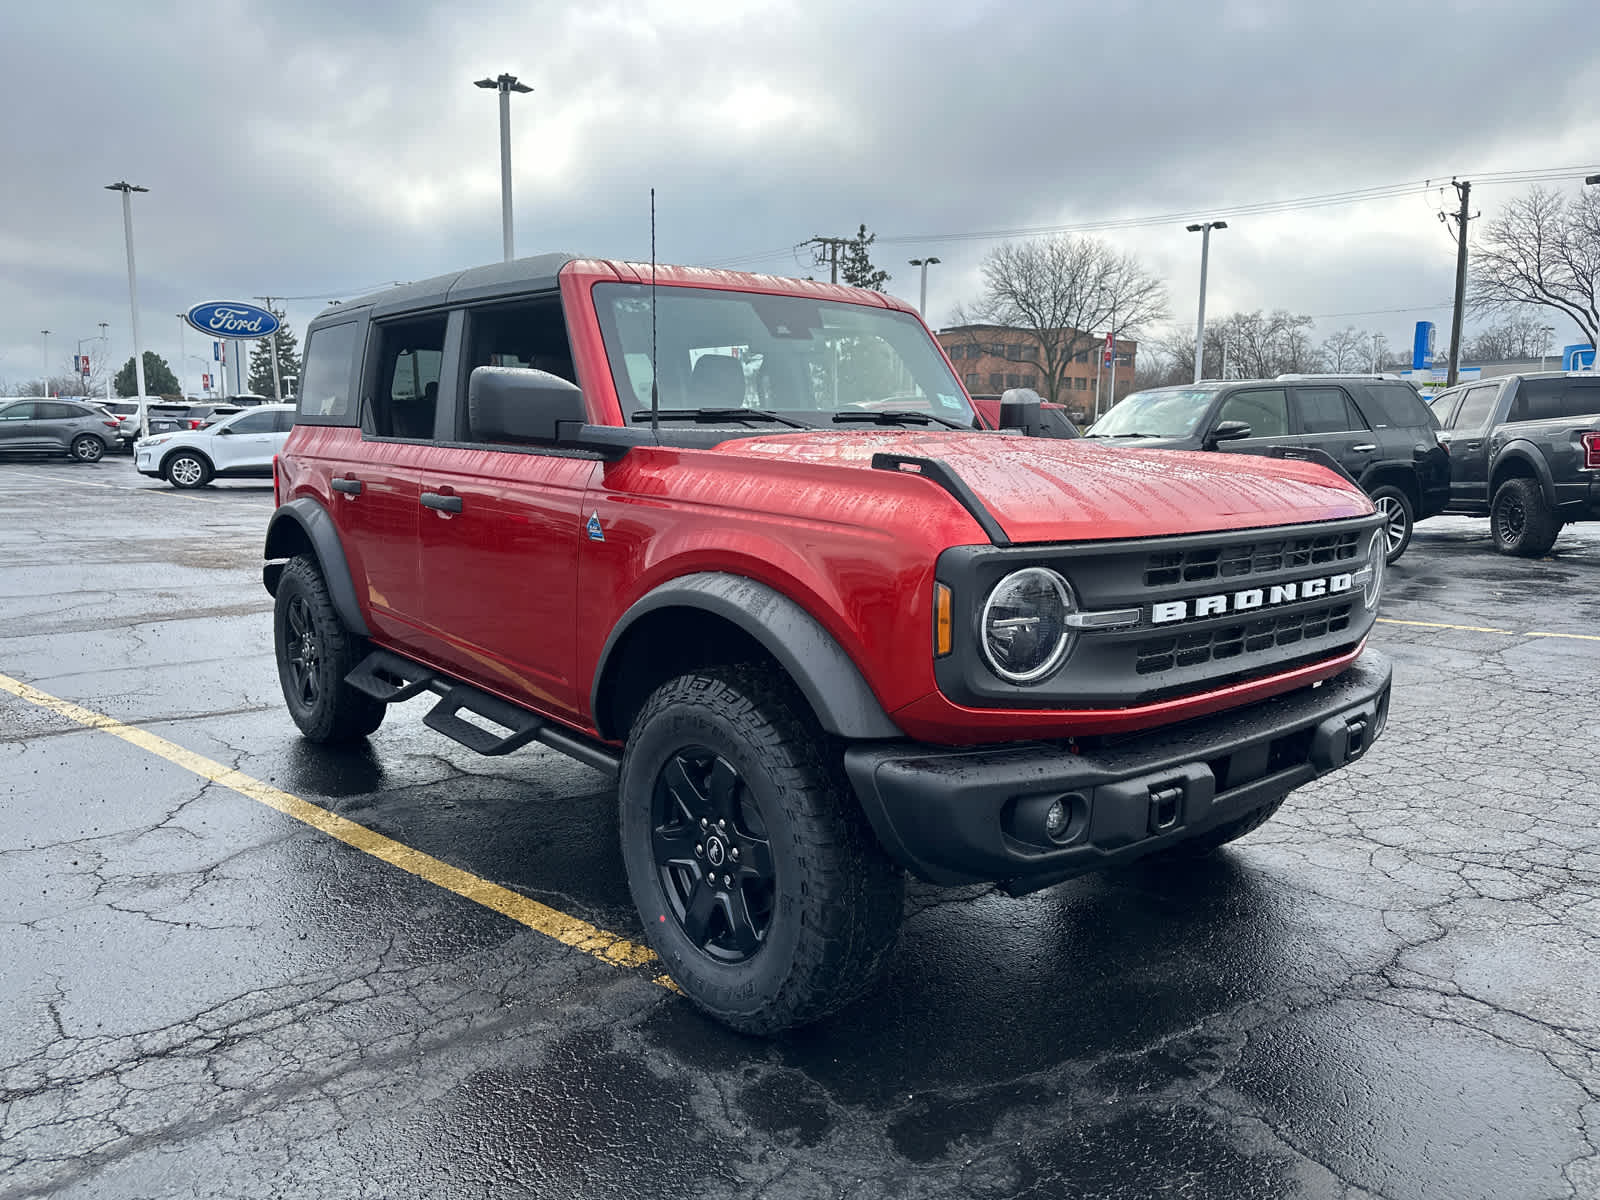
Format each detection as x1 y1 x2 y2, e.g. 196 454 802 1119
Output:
705 836 727 867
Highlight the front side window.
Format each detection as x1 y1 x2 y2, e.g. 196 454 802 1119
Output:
594 285 975 426
0 403 35 421
1216 388 1289 438
1087 387 1218 438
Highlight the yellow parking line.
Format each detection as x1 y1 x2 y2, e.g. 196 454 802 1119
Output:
1375 617 1517 635
0 671 661 975
1524 631 1600 643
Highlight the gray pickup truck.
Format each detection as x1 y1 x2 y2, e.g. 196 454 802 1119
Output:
1428 371 1600 556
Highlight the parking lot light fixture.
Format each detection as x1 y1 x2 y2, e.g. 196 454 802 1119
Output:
1586 173 1600 185
1541 325 1555 372
40 330 50 397
474 73 533 262
908 257 941 317
106 181 149 432
1187 221 1227 383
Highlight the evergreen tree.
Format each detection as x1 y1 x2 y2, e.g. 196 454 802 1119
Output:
840 224 890 292
114 351 180 397
247 311 303 397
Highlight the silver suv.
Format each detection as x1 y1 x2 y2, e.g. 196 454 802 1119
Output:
0 398 120 462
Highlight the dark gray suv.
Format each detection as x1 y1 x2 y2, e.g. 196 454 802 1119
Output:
1084 375 1451 562
0 398 120 462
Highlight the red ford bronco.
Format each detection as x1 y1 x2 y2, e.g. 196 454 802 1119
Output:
265 256 1391 1032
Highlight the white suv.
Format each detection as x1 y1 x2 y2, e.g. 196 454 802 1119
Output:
135 404 296 488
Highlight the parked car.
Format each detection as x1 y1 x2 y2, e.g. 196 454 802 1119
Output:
103 398 195 450
1425 371 1600 556
134 403 296 488
1083 376 1450 561
263 255 1391 1033
969 393 1080 438
0 397 121 462
179 403 243 429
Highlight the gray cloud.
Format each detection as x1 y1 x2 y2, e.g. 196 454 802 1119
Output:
3 0 1597 392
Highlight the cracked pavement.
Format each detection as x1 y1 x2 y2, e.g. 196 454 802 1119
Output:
1 458 1598 1198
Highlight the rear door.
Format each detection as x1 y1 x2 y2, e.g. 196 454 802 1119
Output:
1435 381 1503 509
208 408 281 475
1289 384 1377 479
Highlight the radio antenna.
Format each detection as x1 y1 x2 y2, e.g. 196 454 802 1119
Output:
650 187 660 444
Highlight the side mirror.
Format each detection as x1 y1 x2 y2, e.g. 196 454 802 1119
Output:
997 388 1043 435
468 366 585 443
1204 419 1252 449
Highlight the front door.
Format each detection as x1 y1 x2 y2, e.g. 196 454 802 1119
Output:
0 402 39 451
1435 381 1502 510
208 408 281 475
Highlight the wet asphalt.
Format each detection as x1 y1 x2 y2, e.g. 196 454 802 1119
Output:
1 454 1598 1200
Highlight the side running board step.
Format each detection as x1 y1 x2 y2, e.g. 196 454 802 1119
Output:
343 649 621 773
345 648 439 703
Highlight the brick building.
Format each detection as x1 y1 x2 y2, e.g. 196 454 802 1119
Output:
936 324 1137 423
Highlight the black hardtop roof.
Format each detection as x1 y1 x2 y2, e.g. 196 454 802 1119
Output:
315 252 581 328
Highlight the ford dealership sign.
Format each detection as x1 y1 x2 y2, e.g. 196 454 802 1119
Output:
185 301 280 339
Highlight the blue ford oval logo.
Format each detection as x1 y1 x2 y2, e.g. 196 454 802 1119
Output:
185 301 281 338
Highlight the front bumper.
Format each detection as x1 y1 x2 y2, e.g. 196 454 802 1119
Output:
843 652 1392 890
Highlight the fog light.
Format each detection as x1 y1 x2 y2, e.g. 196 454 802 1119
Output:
1043 798 1070 840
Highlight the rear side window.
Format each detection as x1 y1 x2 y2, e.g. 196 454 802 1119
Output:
1295 386 1367 434
298 321 360 424
370 315 448 439
37 402 84 419
1362 383 1434 428
1509 378 1600 422
228 410 278 434
1451 383 1502 431
273 409 297 433
1217 388 1289 438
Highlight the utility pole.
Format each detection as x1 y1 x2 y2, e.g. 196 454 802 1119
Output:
1445 178 1475 388
807 236 850 284
106 181 149 432
254 295 283 401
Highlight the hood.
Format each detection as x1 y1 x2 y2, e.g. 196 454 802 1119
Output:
714 430 1372 544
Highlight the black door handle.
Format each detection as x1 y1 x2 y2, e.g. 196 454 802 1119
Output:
421 491 462 513
331 477 362 495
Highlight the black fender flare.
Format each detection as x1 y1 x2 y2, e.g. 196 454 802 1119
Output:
262 498 369 636
593 572 903 741
1490 442 1557 507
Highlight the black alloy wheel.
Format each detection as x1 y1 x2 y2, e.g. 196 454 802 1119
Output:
1490 477 1560 558
272 556 386 742
281 591 322 713
651 747 776 962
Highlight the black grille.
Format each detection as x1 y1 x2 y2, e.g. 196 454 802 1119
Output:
1144 531 1361 588
1135 603 1354 675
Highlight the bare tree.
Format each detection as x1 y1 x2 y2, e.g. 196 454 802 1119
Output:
1320 326 1372 372
954 236 1168 405
1470 186 1599 351
1463 311 1554 361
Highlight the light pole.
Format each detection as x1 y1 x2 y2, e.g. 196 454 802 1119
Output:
474 72 532 262
176 314 189 397
1541 325 1555 372
1186 220 1226 382
106 181 149 434
40 330 50 396
98 323 110 400
907 257 941 317
1373 333 1386 374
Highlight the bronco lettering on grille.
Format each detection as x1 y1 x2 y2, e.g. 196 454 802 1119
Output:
1150 573 1355 625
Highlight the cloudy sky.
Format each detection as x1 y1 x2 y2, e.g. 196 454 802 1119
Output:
3 0 1597 396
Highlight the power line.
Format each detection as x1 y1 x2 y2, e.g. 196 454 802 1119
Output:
705 163 1598 266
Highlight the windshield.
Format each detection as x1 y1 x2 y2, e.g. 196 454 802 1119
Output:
1087 388 1217 438
106 402 138 416
594 283 976 427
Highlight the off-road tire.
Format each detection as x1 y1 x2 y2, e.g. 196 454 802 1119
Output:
273 556 385 743
1368 484 1413 563
1490 477 1560 558
70 435 105 463
619 665 904 1034
165 451 213 489
1144 794 1288 863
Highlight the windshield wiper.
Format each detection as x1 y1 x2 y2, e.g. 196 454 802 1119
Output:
632 408 810 429
832 410 972 430
1084 430 1161 438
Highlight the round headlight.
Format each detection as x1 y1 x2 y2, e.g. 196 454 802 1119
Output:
981 568 1076 684
1364 528 1385 609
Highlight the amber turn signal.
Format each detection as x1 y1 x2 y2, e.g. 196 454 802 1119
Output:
934 583 953 657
